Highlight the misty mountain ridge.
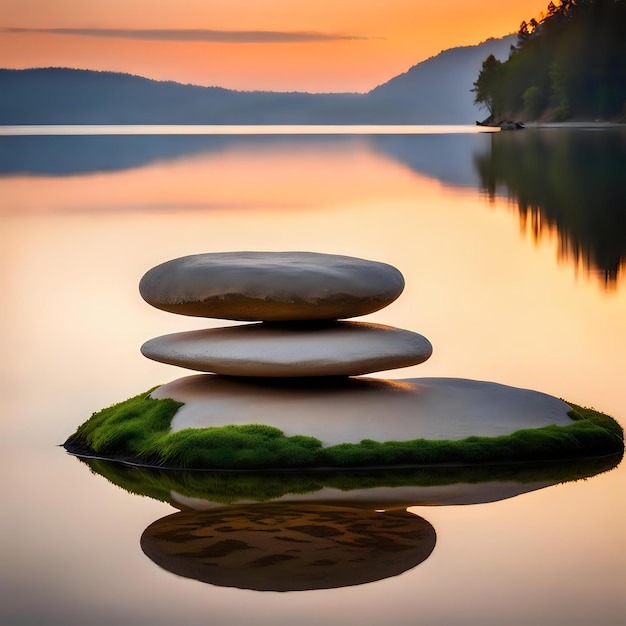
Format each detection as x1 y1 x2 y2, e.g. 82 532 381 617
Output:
0 35 515 124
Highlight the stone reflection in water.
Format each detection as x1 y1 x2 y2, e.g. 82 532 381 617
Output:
140 504 436 592
78 454 621 590
80 453 623 510
475 128 626 287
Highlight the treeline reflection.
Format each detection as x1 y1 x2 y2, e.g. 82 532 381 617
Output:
3 128 624 287
475 128 626 287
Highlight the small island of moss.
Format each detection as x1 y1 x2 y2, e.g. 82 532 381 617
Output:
63 388 624 470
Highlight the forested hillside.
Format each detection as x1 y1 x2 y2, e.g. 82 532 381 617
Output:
472 0 626 121
0 37 512 124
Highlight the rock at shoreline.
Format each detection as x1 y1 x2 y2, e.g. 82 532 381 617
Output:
140 321 433 377
139 251 405 321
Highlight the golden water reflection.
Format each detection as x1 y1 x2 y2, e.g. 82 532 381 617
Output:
2 128 624 292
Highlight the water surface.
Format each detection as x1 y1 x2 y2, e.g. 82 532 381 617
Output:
1 126 624 625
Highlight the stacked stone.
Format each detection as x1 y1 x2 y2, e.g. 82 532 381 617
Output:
139 251 433 378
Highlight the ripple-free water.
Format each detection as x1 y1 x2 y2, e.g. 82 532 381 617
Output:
1 126 624 625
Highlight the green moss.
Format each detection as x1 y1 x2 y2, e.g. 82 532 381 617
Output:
64 388 624 470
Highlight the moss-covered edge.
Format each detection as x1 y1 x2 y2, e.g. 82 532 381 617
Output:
63 388 625 470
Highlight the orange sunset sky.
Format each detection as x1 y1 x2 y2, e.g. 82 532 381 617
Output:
1 1 548 92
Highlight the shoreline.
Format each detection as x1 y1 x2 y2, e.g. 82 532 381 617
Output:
0 121 623 137
524 121 624 128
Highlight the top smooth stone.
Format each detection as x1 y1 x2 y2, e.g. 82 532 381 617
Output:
139 251 405 321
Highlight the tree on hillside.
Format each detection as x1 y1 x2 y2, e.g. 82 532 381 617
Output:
471 0 626 121
471 54 505 118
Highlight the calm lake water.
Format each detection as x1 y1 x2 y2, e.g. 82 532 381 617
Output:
1 126 625 625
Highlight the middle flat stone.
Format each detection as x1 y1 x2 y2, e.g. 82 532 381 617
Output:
141 321 433 377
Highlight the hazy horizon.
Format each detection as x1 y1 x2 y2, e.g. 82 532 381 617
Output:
1 0 547 93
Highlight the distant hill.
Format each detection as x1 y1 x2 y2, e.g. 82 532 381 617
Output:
0 36 514 124
367 36 515 122
0 68 364 124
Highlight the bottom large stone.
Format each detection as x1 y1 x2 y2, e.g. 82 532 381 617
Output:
151 374 574 444
64 376 623 469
